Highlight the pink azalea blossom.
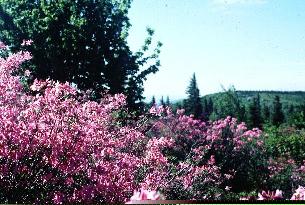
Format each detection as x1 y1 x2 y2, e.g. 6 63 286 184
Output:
258 189 283 200
126 189 164 204
21 39 33 46
291 186 305 200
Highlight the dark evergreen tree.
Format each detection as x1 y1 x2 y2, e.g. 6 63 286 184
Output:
248 94 262 129
263 105 270 123
207 98 214 116
149 96 156 108
160 96 165 107
184 73 203 119
203 98 208 112
0 0 162 111
288 104 295 113
166 96 171 107
272 95 284 126
239 105 246 123
176 102 183 110
202 98 209 121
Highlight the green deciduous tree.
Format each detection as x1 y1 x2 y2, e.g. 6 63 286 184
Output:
0 0 161 111
184 73 203 119
287 102 305 129
211 86 245 122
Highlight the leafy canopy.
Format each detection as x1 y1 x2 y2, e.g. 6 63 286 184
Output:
0 0 162 111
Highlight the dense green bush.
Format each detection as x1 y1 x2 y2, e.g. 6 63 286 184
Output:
264 125 305 196
265 125 305 164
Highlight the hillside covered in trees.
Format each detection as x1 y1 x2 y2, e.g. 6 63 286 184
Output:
206 90 305 108
170 81 305 130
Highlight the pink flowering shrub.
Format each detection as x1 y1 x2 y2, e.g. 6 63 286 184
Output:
139 106 268 200
2 41 305 203
127 188 305 202
240 187 305 200
264 126 305 197
0 42 146 203
126 189 164 203
257 189 283 200
291 186 305 200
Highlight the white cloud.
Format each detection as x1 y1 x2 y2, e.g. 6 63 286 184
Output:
213 0 267 5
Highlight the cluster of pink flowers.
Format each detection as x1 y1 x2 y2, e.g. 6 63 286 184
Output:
126 189 164 203
127 187 305 202
0 41 8 50
0 42 145 203
2 42 305 203
258 189 283 200
291 186 305 200
241 187 305 200
21 39 33 46
142 105 266 200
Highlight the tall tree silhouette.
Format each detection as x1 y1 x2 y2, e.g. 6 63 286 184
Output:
262 105 270 124
160 96 165 107
248 94 262 129
149 96 156 108
272 95 284 126
166 96 171 107
184 73 203 119
0 0 162 111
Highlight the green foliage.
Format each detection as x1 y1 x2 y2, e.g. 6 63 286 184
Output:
264 125 305 196
264 126 305 164
160 96 165 107
209 126 269 193
0 0 162 112
262 104 271 124
148 95 156 109
207 86 246 122
166 96 170 107
287 103 305 129
202 97 213 121
265 156 298 197
271 96 285 126
192 90 305 127
248 94 262 129
184 73 203 119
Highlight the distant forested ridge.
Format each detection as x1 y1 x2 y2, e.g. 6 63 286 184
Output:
171 89 305 129
205 90 305 107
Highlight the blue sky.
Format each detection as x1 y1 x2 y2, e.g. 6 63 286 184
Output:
127 0 305 101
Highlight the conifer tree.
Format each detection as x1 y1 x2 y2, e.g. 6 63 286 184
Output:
185 73 203 119
176 102 183 110
207 98 214 116
272 95 284 126
248 94 262 129
202 98 209 121
166 96 171 107
160 96 165 107
149 96 156 108
263 105 270 123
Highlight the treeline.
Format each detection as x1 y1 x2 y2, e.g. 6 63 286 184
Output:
148 73 305 130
